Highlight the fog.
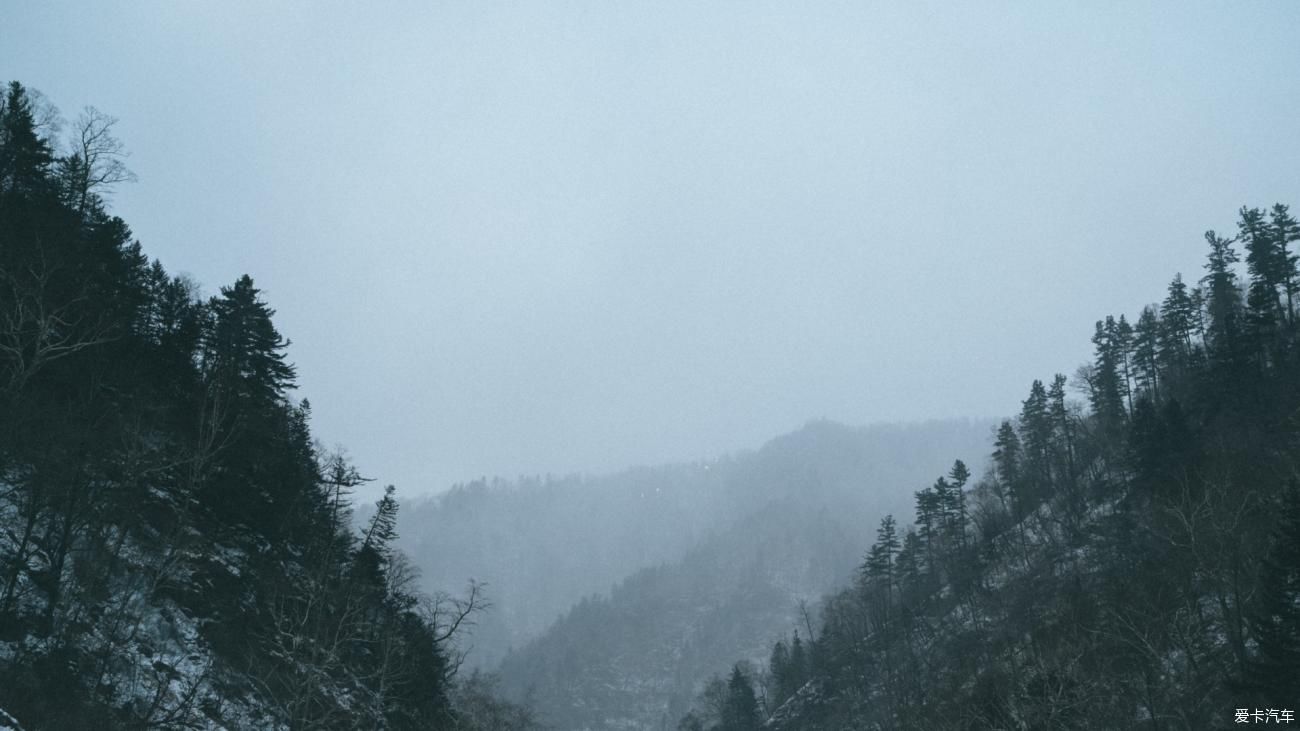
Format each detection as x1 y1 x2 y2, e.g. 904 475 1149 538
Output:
6 3 1300 729
5 2 1299 500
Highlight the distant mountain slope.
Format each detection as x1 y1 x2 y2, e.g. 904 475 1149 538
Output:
495 499 859 730
682 203 1300 730
399 419 992 728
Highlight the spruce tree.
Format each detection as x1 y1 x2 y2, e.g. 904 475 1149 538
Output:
0 81 55 195
720 665 761 731
206 274 297 405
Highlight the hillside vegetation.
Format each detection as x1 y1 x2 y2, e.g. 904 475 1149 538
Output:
461 421 991 729
683 205 1300 729
0 82 532 730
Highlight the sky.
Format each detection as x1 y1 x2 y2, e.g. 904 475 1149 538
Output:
3 1 1299 498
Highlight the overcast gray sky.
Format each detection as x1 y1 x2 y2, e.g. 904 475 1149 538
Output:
4 1 1299 498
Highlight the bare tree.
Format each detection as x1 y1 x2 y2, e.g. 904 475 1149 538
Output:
425 578 492 680
62 106 135 215
0 250 117 394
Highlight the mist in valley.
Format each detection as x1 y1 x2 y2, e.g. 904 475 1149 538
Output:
3 3 1300 730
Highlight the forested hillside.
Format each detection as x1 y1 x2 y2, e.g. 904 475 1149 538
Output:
399 419 990 672
683 206 1300 729
441 421 990 729
0 82 530 729
6 73 1297 731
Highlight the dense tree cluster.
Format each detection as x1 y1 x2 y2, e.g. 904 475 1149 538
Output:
0 82 528 729
684 204 1300 729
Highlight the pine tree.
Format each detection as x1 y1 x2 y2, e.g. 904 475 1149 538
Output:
1201 230 1243 366
948 459 971 490
0 81 55 195
206 275 297 405
719 665 761 731
767 640 790 705
1160 274 1196 366
1132 306 1161 399
864 515 900 594
359 484 400 560
787 633 809 701
1241 206 1285 362
1090 317 1127 428
1047 374 1076 479
1115 314 1135 411
946 460 970 549
914 487 940 575
1020 380 1053 488
1269 203 1300 326
1240 206 1285 323
0 82 465 730
992 420 1021 496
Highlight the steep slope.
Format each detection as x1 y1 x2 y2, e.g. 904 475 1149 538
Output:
399 420 992 671
0 82 502 730
685 203 1300 730
400 420 992 672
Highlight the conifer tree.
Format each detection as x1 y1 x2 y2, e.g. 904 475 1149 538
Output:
1020 380 1053 488
1160 274 1196 362
896 529 923 595
1132 306 1161 399
206 275 297 406
946 460 970 549
948 459 970 490
1201 230 1243 366
0 81 55 195
992 420 1021 497
1115 314 1135 411
1269 204 1300 325
767 640 790 705
1047 374 1077 480
1158 274 1200 380
0 81 467 730
1240 206 1285 323
719 665 761 731
864 515 900 596
1089 317 1127 428
359 484 400 561
913 487 940 574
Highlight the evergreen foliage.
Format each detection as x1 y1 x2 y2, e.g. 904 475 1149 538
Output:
0 82 516 730
683 202 1300 730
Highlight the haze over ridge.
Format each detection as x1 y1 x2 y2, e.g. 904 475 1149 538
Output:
4 2 1299 498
